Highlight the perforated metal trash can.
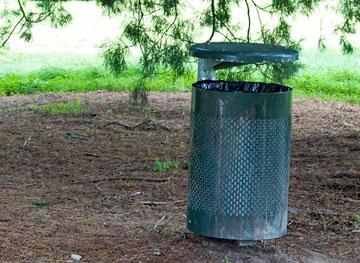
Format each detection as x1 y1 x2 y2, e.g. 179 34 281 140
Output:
187 80 292 241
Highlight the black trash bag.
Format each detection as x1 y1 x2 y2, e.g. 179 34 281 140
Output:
193 80 292 93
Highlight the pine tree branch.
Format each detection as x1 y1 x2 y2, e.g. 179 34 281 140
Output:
17 0 29 22
245 0 251 42
207 0 216 42
215 29 233 41
213 13 239 41
32 13 52 23
160 4 178 43
137 0 144 43
250 0 275 14
147 29 192 44
251 0 264 30
1 16 25 47
1 0 29 47
18 0 52 23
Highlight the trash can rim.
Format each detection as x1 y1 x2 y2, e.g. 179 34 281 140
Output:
193 80 293 94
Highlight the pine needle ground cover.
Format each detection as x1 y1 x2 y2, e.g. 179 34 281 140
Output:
0 92 358 262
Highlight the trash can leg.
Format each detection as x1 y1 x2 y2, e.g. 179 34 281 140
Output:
198 59 216 81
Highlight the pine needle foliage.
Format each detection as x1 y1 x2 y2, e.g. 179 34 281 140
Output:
1 0 359 103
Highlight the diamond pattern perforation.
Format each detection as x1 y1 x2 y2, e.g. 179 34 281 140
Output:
188 113 291 218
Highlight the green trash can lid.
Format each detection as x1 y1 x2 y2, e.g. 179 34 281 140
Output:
190 42 299 64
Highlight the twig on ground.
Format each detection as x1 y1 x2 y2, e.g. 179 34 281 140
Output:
84 153 101 158
139 200 186 206
66 132 89 141
342 197 360 203
115 210 139 219
22 183 35 187
95 183 104 192
157 216 175 233
102 118 175 132
102 119 150 129
73 175 170 184
154 122 174 132
153 215 166 231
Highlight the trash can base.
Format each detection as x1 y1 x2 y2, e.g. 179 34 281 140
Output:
187 209 288 241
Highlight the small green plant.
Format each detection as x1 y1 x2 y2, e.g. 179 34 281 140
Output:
352 213 360 224
224 257 233 263
153 157 179 173
31 99 86 115
31 199 52 208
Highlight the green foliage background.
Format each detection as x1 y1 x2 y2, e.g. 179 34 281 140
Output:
0 50 358 104
0 1 359 103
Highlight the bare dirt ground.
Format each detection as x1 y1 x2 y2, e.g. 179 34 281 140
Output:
0 92 359 262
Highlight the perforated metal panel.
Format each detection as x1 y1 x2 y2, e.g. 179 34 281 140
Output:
188 115 290 216
187 84 292 241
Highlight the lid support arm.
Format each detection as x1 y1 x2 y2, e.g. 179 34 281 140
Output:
197 58 248 81
198 59 217 81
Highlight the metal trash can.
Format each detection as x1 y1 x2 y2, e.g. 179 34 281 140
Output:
186 42 299 243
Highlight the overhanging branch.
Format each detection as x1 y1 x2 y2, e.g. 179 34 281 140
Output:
207 0 216 42
245 0 251 42
1 16 25 47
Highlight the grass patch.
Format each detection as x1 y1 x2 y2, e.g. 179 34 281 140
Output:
31 99 86 115
286 70 360 104
153 157 179 173
0 65 358 104
31 199 52 208
0 50 359 104
0 66 194 96
353 213 360 224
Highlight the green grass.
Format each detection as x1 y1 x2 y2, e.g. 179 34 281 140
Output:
285 50 359 103
0 66 193 96
31 99 86 115
286 70 360 104
353 213 360 224
153 157 179 173
0 49 359 104
31 199 52 208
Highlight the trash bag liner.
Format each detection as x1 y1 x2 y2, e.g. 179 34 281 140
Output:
193 80 292 93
